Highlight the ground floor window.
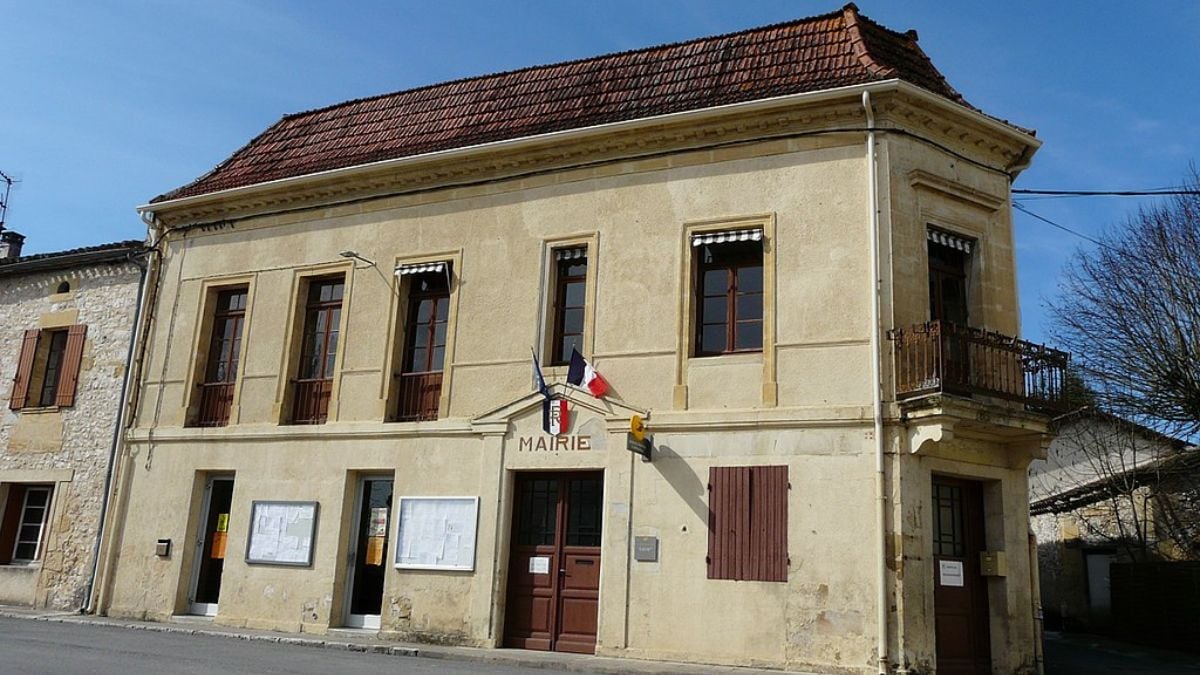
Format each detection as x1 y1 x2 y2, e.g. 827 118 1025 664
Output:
0 484 53 564
707 465 788 582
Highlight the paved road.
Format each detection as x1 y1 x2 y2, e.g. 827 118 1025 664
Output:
1044 631 1200 674
0 617 577 675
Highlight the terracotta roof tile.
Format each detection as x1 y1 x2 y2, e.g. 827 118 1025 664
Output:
154 4 980 203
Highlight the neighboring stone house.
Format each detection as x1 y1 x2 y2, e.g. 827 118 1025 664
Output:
1029 410 1199 631
0 234 144 609
98 6 1068 674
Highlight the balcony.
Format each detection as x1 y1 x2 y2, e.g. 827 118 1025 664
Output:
394 371 442 422
889 321 1070 414
291 378 332 424
191 381 235 427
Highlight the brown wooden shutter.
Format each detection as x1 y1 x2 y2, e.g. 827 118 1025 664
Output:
54 324 88 407
10 329 41 410
0 485 26 565
708 465 788 582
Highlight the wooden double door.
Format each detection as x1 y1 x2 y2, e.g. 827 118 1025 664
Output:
504 472 603 654
933 477 992 675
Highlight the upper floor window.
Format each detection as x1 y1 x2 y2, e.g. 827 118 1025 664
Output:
191 287 248 427
928 228 974 326
10 325 87 410
0 484 53 564
549 248 587 366
394 265 450 422
693 229 763 356
291 276 344 424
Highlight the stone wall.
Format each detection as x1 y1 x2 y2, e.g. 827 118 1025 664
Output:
0 259 140 609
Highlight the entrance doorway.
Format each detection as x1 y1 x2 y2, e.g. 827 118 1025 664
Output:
344 476 393 629
932 477 992 675
189 476 234 616
504 472 602 654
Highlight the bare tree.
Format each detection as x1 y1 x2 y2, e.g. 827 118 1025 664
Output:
1051 169 1200 439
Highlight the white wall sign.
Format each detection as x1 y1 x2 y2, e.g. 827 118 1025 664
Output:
245 501 318 567
939 560 965 587
394 496 479 571
529 556 550 574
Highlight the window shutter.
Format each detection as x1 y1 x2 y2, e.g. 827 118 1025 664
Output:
0 485 26 564
54 325 88 407
708 465 788 582
753 465 788 582
10 329 41 410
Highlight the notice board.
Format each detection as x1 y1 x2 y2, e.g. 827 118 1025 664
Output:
394 496 479 571
245 501 318 566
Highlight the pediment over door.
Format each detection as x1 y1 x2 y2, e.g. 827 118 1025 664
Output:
471 383 648 442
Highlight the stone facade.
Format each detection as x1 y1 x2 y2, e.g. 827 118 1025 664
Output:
0 242 142 609
98 12 1061 675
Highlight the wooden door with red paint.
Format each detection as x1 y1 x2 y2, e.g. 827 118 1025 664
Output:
504 472 602 654
933 477 992 675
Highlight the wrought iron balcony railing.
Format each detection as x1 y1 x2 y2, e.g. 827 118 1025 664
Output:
291 377 333 424
888 320 1070 413
394 371 442 422
190 381 235 427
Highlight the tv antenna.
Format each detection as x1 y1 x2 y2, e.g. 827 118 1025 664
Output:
0 170 13 231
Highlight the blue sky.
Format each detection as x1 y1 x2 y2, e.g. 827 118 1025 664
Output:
2 1 1197 343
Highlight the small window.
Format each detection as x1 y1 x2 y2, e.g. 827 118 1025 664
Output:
548 248 588 365
290 276 344 424
694 236 763 356
55 281 71 294
707 465 788 582
0 484 54 564
191 287 248 427
10 325 87 410
36 330 70 407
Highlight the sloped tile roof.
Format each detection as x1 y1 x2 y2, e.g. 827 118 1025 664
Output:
0 239 145 276
155 4 976 203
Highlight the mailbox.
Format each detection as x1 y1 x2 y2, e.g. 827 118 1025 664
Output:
979 550 1006 577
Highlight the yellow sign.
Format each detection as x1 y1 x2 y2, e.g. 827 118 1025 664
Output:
365 536 385 566
216 513 229 533
630 415 646 442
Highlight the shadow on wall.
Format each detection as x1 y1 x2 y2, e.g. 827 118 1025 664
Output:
650 444 708 524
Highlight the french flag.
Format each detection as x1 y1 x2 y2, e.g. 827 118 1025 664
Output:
566 348 608 398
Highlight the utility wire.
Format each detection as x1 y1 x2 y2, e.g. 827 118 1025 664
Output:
1013 188 1200 197
1012 202 1106 248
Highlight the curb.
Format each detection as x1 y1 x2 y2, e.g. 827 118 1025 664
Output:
0 608 778 674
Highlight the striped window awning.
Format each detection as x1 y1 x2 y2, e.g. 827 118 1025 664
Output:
927 228 974 254
394 261 449 276
555 247 587 261
691 227 764 247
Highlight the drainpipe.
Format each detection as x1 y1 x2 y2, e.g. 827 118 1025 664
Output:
81 245 149 613
863 91 890 675
91 211 164 614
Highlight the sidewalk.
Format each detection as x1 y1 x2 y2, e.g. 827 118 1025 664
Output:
0 605 784 675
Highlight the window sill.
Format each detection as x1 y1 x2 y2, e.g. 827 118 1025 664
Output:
0 562 41 570
12 406 63 415
688 351 763 366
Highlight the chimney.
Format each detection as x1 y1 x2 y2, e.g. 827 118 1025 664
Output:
0 230 25 260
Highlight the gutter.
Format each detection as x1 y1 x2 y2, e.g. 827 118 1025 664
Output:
139 80 1038 219
91 213 164 615
863 91 890 675
82 247 148 613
